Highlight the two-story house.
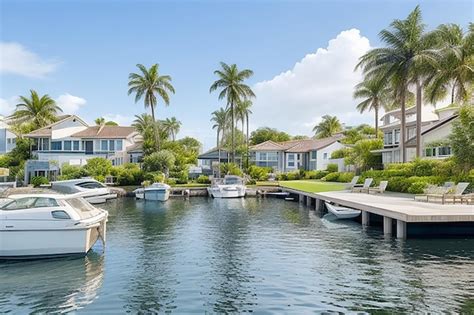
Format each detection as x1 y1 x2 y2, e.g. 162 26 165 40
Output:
249 136 345 172
25 115 143 166
0 116 17 154
372 105 459 165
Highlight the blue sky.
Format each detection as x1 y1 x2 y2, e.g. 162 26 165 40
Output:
1 0 472 149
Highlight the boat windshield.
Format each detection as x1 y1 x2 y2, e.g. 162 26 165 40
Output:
224 177 243 185
1 197 59 210
75 181 106 189
65 197 101 219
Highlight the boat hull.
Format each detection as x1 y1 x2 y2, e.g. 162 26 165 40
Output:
207 186 246 198
325 202 361 219
135 189 170 201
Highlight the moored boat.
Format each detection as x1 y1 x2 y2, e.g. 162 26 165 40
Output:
207 175 246 198
0 193 108 259
51 178 117 204
134 183 171 201
325 202 361 219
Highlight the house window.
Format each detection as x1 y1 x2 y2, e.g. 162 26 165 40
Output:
394 130 400 144
311 151 317 160
7 139 11 144
438 146 451 156
259 152 267 160
109 140 115 151
116 140 123 151
101 140 108 151
287 154 295 167
37 138 49 151
73 141 80 151
384 132 393 145
51 141 62 151
425 148 436 157
64 141 72 151
323 153 328 159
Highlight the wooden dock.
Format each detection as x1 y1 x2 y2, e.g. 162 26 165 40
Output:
281 188 474 239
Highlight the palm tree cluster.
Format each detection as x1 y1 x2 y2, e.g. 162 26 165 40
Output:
355 6 473 162
210 62 255 165
313 115 343 139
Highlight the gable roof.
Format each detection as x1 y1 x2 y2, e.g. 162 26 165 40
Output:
25 115 88 138
405 114 458 146
249 140 285 151
71 125 136 139
250 136 342 153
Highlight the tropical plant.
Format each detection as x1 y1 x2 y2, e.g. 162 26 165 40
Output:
162 117 181 141
353 77 391 136
95 117 118 126
10 90 62 131
249 127 291 145
128 63 175 149
425 23 474 105
132 113 157 156
449 105 474 171
356 6 437 161
211 107 228 177
210 62 255 164
313 115 342 139
344 138 384 170
235 99 253 169
143 150 176 175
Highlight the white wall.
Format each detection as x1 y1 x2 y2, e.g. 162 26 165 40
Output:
51 117 88 139
36 152 110 166
316 142 345 170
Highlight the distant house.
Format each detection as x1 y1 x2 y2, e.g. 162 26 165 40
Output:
249 136 345 172
197 148 241 176
25 115 143 167
0 116 17 154
372 105 459 165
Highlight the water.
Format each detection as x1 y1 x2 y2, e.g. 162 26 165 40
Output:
1 197 473 313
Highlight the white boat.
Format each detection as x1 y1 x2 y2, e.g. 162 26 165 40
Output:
134 183 171 201
325 202 361 219
207 175 246 198
51 179 117 204
0 193 108 259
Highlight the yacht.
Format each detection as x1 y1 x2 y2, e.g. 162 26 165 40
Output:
51 179 117 204
134 183 171 201
207 175 246 198
0 193 108 259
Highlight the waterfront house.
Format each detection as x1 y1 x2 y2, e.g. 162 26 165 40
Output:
197 148 241 176
25 115 143 167
0 116 17 154
249 136 345 172
372 105 459 165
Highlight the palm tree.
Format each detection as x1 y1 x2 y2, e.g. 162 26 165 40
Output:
236 100 253 169
211 108 228 178
133 113 157 156
95 117 105 126
356 6 436 161
353 77 390 137
425 23 474 105
210 62 255 164
313 115 342 139
128 64 175 149
10 90 62 130
162 117 182 141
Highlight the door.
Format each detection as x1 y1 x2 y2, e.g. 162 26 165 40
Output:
85 141 94 155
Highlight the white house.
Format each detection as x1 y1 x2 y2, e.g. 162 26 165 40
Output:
25 115 143 166
249 136 346 172
372 105 459 165
0 116 17 154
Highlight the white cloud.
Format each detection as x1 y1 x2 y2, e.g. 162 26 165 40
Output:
102 114 135 126
56 94 86 113
0 42 60 78
252 29 372 136
0 96 17 116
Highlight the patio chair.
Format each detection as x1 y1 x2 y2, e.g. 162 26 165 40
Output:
345 176 360 190
426 182 470 204
352 178 373 193
368 181 388 194
414 184 446 202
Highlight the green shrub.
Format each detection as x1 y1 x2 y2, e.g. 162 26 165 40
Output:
337 172 355 183
220 163 243 176
330 148 352 159
59 164 89 180
322 172 340 182
286 171 301 180
166 178 176 186
196 175 211 184
248 165 271 181
84 158 112 178
326 163 338 173
247 178 257 185
407 181 428 194
143 150 176 173
31 176 49 187
276 173 288 181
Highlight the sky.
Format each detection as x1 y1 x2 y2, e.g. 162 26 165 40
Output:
1 0 473 150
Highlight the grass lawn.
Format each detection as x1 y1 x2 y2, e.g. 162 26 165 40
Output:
279 180 346 193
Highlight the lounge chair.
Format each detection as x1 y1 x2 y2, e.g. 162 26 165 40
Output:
368 181 388 194
425 182 470 204
351 178 373 193
414 184 447 202
345 176 360 190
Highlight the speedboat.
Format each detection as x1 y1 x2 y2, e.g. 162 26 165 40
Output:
51 179 117 204
325 202 361 219
207 175 246 198
0 193 108 259
134 183 171 201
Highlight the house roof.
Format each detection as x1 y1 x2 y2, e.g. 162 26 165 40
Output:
250 136 342 153
25 115 88 138
71 126 136 139
126 142 143 153
405 114 458 146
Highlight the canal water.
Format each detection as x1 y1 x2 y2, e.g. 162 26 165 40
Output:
1 198 473 313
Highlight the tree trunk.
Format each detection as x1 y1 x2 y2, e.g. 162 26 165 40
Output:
416 80 422 158
400 88 407 163
240 119 244 170
149 98 159 151
451 84 456 104
217 130 221 178
231 102 235 164
374 101 379 138
246 114 249 170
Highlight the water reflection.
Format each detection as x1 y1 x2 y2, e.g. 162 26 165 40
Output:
0 253 104 313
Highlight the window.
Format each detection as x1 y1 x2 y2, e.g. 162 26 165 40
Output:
259 152 267 160
109 140 115 151
73 141 80 151
323 153 328 159
2 197 37 210
38 138 50 151
76 181 105 189
425 148 435 157
384 132 393 145
35 198 59 207
116 140 123 151
51 141 62 150
311 151 317 160
12 138 16 144
7 139 11 144
267 152 278 161
101 140 108 151
394 130 400 144
64 141 72 151
438 146 451 156
51 210 71 219
287 154 295 167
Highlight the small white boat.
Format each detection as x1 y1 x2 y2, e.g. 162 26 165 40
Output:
325 202 361 219
51 179 117 204
207 175 246 198
0 193 108 259
134 183 171 201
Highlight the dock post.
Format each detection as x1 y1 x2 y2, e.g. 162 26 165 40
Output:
361 211 370 226
299 194 304 203
396 220 407 239
306 196 312 207
315 198 322 212
383 217 393 236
